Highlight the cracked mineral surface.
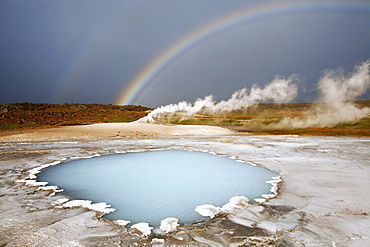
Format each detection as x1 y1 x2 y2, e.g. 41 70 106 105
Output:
0 123 369 246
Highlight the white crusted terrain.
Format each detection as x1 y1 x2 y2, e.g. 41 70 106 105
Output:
159 217 180 233
0 122 234 142
0 123 369 246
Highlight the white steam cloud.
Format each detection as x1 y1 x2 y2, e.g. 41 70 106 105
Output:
136 76 299 123
269 60 370 129
136 60 370 129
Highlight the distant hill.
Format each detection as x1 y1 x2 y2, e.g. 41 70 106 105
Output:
0 103 152 130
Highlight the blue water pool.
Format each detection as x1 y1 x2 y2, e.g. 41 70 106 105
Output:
37 150 277 227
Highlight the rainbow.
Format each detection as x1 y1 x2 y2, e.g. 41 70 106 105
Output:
114 1 370 105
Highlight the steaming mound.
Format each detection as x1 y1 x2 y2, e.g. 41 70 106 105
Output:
268 60 370 129
136 76 298 123
137 60 370 132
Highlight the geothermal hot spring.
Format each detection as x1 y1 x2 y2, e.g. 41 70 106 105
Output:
37 150 278 227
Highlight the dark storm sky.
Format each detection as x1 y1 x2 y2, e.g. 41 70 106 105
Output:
0 0 369 107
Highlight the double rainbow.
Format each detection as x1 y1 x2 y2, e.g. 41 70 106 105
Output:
114 1 370 105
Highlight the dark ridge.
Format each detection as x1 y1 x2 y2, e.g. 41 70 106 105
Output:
0 103 152 130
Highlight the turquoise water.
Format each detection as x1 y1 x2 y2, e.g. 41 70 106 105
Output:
37 150 277 227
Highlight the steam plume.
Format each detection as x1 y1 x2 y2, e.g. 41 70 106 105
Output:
135 60 369 128
269 60 370 129
136 76 299 123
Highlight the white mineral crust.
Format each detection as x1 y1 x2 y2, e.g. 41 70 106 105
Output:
57 200 116 214
114 220 131 226
221 196 250 213
195 204 221 218
159 217 179 233
131 222 153 236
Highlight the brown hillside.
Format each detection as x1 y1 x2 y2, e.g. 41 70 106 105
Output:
0 103 151 131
